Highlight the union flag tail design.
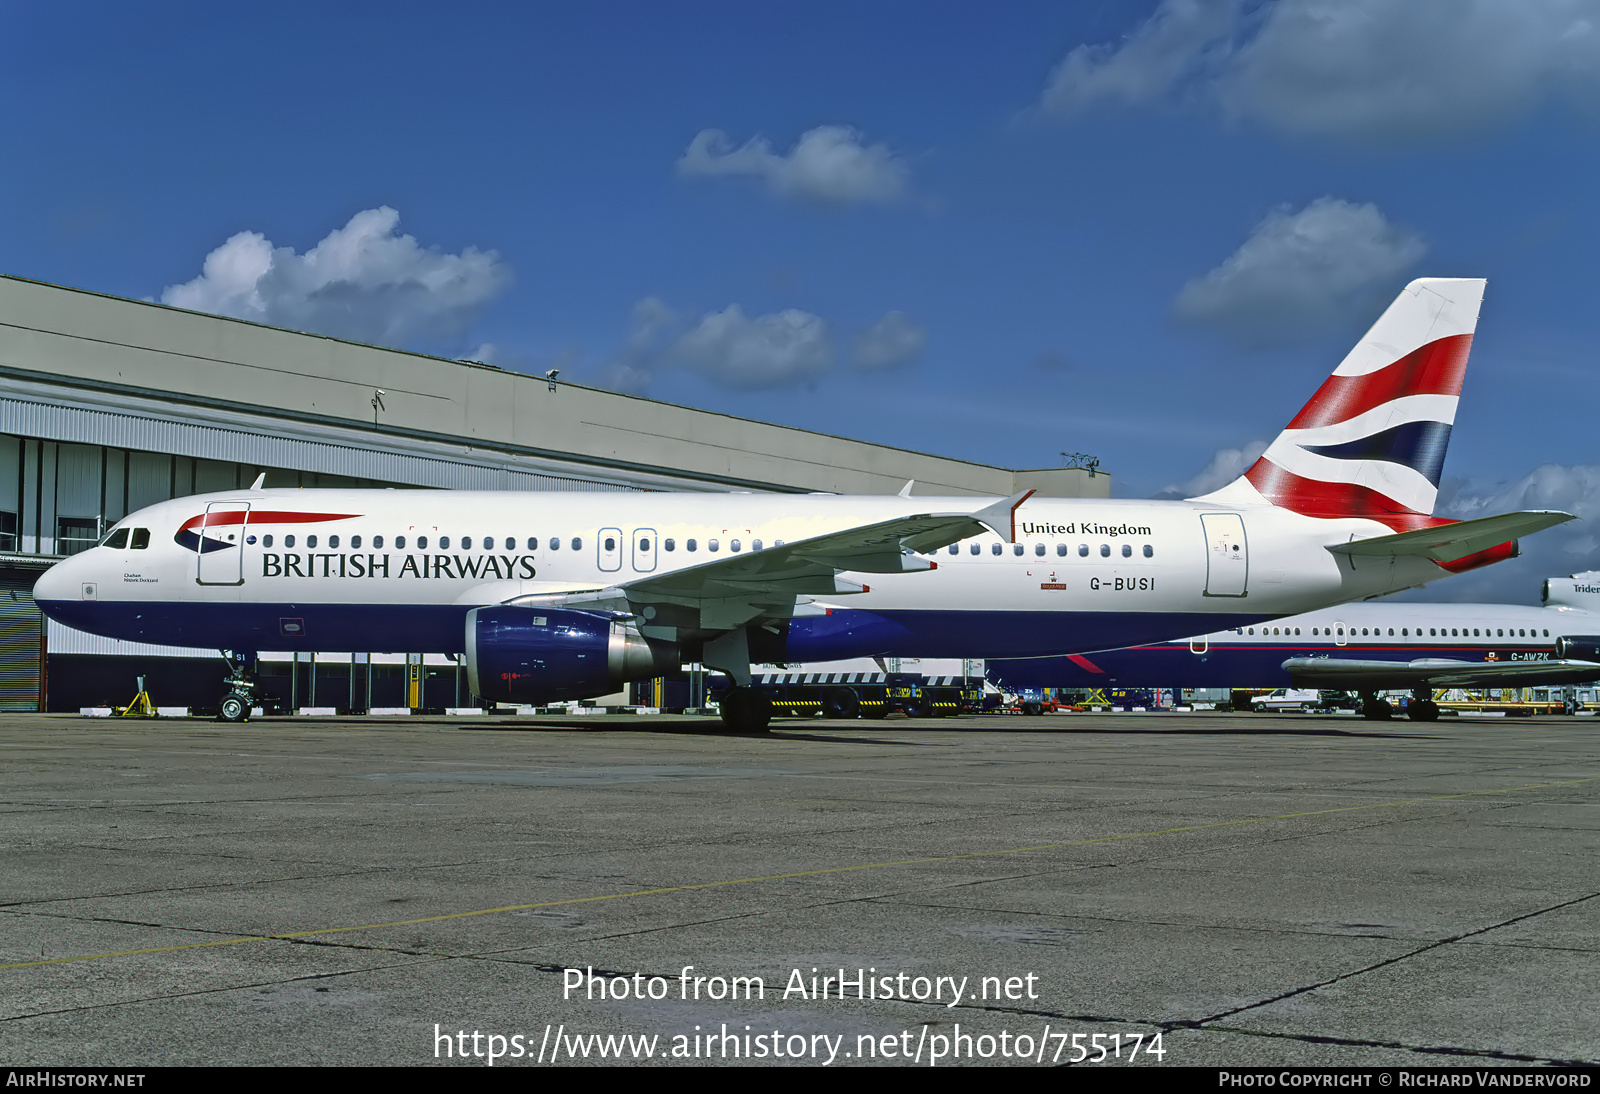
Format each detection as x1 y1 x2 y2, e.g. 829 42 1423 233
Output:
1195 278 1486 533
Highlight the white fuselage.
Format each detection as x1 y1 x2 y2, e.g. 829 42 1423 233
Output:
35 488 1452 661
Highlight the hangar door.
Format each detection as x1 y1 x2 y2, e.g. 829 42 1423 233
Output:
0 571 42 711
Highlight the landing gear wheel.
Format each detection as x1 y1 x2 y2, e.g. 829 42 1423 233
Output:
822 688 859 720
718 689 772 733
1022 701 1043 716
1362 698 1394 720
1408 700 1440 722
218 693 250 723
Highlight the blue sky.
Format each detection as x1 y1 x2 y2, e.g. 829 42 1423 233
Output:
4 1 1599 600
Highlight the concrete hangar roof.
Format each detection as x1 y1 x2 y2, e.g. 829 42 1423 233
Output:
0 273 1107 499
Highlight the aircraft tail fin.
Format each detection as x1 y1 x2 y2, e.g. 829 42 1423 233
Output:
1192 277 1486 532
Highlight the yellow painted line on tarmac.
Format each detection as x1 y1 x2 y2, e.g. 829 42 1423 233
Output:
5 774 1594 972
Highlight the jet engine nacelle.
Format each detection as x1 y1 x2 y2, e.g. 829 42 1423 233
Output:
1553 635 1600 663
465 605 677 705
1543 573 1600 610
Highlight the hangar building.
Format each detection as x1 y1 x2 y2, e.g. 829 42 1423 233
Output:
0 274 1108 712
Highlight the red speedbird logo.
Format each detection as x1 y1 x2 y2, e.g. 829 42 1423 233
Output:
174 511 362 554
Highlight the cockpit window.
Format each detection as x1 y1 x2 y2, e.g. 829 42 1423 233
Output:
130 528 150 550
102 528 129 550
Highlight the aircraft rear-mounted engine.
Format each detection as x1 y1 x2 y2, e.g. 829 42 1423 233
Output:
465 606 677 705
1553 635 1600 662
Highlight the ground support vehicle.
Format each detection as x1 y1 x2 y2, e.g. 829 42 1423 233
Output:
748 671 986 720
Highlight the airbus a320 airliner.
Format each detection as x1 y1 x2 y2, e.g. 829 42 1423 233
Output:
34 278 1573 729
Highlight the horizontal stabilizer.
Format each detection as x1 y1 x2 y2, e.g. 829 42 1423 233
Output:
1284 656 1600 690
1329 510 1574 563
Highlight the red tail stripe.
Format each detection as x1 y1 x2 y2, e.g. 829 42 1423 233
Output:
1066 654 1105 674
1245 463 1516 571
1244 462 1447 532
1285 334 1472 430
179 511 362 533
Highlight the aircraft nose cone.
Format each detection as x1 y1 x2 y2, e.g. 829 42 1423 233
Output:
33 556 88 616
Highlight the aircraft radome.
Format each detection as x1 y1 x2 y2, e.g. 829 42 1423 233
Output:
34 278 1574 730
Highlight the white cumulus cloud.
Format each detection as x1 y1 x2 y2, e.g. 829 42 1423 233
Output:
676 126 909 206
1411 464 1600 602
1037 0 1600 142
671 305 834 390
851 311 927 370
598 297 678 395
160 207 510 347
1041 0 1240 117
1173 197 1426 345
1153 439 1270 499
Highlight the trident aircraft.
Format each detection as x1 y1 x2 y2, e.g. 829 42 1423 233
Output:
987 572 1600 721
34 278 1573 728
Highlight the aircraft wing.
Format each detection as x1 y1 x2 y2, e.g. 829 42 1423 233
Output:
1329 510 1575 564
1283 656 1600 690
508 491 1033 629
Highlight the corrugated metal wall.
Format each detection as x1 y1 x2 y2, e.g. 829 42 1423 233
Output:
0 570 41 710
0 397 639 493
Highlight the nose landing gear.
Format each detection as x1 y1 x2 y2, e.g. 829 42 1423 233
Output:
217 650 258 723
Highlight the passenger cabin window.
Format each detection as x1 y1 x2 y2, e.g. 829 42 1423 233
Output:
1121 544 1132 557
1078 544 1088 557
640 538 653 552
570 537 581 551
1012 544 1023 556
664 539 675 552
504 537 514 550
418 536 429 549
751 539 761 551
263 534 274 548
549 537 559 550
1035 543 1045 556
286 535 297 548
687 539 697 552
1100 544 1110 557
373 535 384 549
439 536 449 549
604 536 616 552
708 539 719 552
1056 544 1067 556
461 537 471 550
395 536 405 549
730 539 741 552
970 543 980 555
483 537 492 550
329 535 339 548
307 535 318 548
948 545 958 555
1143 545 1154 558
991 543 1002 556
351 535 361 549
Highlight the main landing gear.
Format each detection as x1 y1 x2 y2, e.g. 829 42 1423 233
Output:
718 688 773 733
1359 690 1394 721
1408 688 1440 722
217 650 258 723
1359 689 1440 721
